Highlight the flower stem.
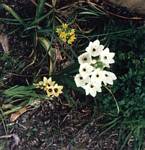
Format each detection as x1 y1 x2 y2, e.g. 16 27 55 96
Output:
103 85 120 114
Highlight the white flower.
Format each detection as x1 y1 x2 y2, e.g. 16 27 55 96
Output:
83 81 102 97
102 70 117 86
78 52 92 64
79 63 94 76
91 59 97 64
99 48 115 67
86 40 104 57
74 38 117 97
74 73 90 87
91 68 104 84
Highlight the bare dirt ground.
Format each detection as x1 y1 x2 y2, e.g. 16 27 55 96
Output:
0 101 119 150
0 100 135 150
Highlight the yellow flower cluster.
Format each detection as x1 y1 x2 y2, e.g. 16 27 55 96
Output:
56 23 76 45
34 77 63 97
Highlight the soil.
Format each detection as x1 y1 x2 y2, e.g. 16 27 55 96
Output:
0 99 135 150
1 101 120 150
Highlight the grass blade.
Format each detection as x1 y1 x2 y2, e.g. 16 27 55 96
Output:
35 0 46 20
0 4 25 26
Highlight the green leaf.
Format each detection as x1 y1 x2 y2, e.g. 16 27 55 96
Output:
38 37 51 51
0 4 25 26
4 85 38 99
31 10 53 26
35 0 46 20
58 63 79 75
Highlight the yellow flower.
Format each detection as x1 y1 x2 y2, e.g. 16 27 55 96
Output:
56 28 61 33
33 81 44 89
68 34 76 45
56 23 76 45
43 77 55 89
62 23 68 30
34 76 64 98
46 86 53 97
69 29 75 36
59 31 67 42
59 31 67 39
52 84 63 97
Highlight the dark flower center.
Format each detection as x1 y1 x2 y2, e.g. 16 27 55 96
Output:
104 56 107 59
48 89 52 92
96 74 99 78
93 48 96 52
83 57 87 61
83 68 86 72
54 88 58 93
90 85 94 88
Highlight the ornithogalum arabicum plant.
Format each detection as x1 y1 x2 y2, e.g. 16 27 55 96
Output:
74 39 117 97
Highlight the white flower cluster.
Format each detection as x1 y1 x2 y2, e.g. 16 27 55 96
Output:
74 39 117 97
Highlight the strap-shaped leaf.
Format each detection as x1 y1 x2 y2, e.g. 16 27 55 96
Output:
0 4 25 26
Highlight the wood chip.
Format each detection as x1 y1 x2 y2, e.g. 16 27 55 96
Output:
10 107 27 122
